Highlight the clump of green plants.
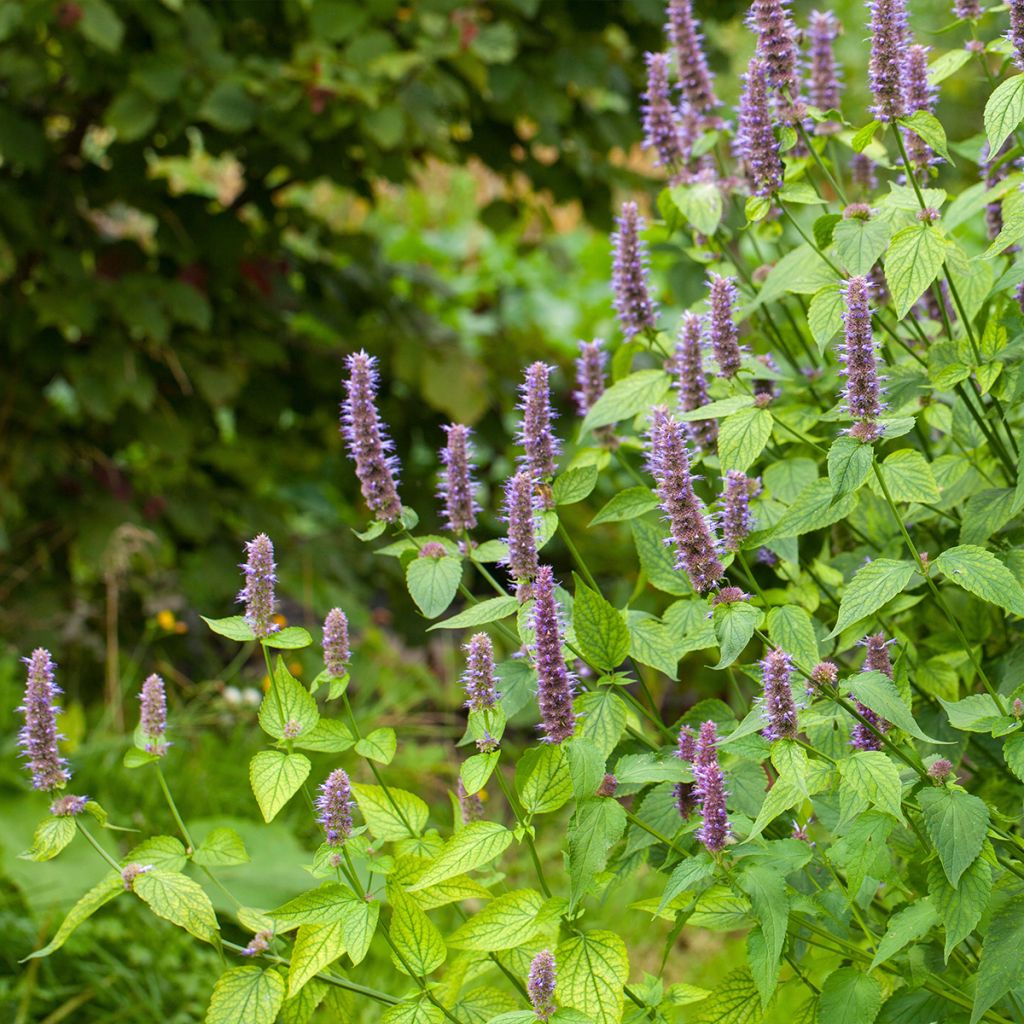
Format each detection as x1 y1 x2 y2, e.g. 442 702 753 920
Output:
15 1 1024 1022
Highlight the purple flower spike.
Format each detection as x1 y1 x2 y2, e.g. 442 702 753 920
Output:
1012 0 1024 70
462 633 500 713
864 631 895 677
457 779 484 823
839 277 886 443
707 274 743 379
323 608 350 677
439 424 479 533
760 648 799 740
676 724 697 762
902 45 937 177
341 351 402 523
928 757 954 781
528 950 557 1021
574 339 606 417
851 152 878 192
51 794 88 817
18 649 69 792
139 673 168 756
317 769 353 847
643 52 686 170
746 0 800 95
693 720 730 853
238 533 280 638
868 0 910 123
612 201 658 340
530 566 577 744
670 313 717 452
982 143 1011 240
953 0 981 18
647 406 723 594
851 633 894 750
722 471 757 552
808 11 843 113
518 362 560 485
502 470 541 592
665 0 718 113
736 58 783 197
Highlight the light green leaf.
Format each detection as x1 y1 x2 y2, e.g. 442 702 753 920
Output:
123 835 188 872
756 244 837 306
516 744 573 816
829 560 916 637
408 822 513 891
193 827 249 868
827 436 873 501
270 883 357 931
937 694 1007 734
762 479 858 540
838 750 905 825
984 74 1024 159
713 601 763 670
748 777 804 842
971 883 1024 1024
572 577 629 671
249 751 311 823
851 120 881 152
580 370 671 435
658 853 716 912
134 869 219 943
381 998 444 1024
670 180 723 236
808 285 844 353
831 217 892 277
928 855 992 962
555 931 629 1024
935 545 1024 616
589 486 658 526
829 812 894 899
351 783 428 840
576 690 627 760
631 517 691 596
677 396 755 422
202 615 255 642
884 224 949 319
448 889 546 951
929 48 972 86
288 922 346 997
717 408 773 473
338 894 379 965
848 671 947 744
766 606 819 670
871 449 940 504
738 865 789 1005
817 968 882 1024
869 899 937 969
293 719 356 753
21 815 76 862
898 111 953 164
460 751 500 795
389 889 446 976
355 727 397 765
428 596 518 631
263 627 313 650
405 556 462 618
205 967 286 1024
691 968 761 1023
258 659 319 740
553 466 598 506
567 798 627 912
983 186 1024 259
23 872 123 960
919 787 989 887
1003 732 1024 781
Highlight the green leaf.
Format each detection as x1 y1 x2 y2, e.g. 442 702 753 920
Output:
884 224 949 319
829 560 916 637
263 627 313 650
934 545 1024 616
553 466 598 506
847 671 947 744
555 931 629 1024
448 889 546 951
293 719 356 753
831 217 892 277
929 48 973 85
270 883 357 931
205 967 286 1024
258 659 319 740
567 798 627 912
919 788 990 887
339 894 379 965
898 111 953 164
1004 732 1024 781
658 853 716 912
288 922 346 997
408 822 513 891
983 187 1024 259
631 517 691 596
124 835 188 872
871 449 940 504
428 596 518 631
869 899 937 970
193 827 250 868
984 75 1024 158
351 784 428 840
516 744 573 816
829 812 895 899
817 968 882 1024
249 751 311 823
677 396 755 422
202 615 255 642
576 690 627 760
738 864 789 1005
589 486 659 526
580 370 671 435
971 883 1024 1024
827 436 873 502
23 872 123 959
124 747 161 769
572 577 630 671
459 751 499 795
717 408 773 473
713 602 763 670
21 815 76 862
134 869 219 943
852 120 881 152
937 694 1007 734
928 855 992 962
763 479 858 540
388 889 446 976
355 727 397 765
405 556 462 618
808 285 844 353
748 776 805 842
746 194 771 222
838 750 905 825
766 606 819 669
670 180 723 236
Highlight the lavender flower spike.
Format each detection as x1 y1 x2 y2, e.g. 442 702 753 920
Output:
502 470 541 593
18 648 69 791
439 424 479 533
746 0 800 95
139 673 168 756
722 471 757 552
457 779 484 823
238 533 280 638
707 274 743 379
868 0 910 123
530 566 577 744
1012 0 1024 71
902 45 937 178
643 52 686 170
670 313 717 452
735 58 783 197
612 201 657 340
574 339 606 417
760 648 799 740
851 632 894 750
953 0 981 18
518 363 560 483
851 152 878 192
462 633 500 712
693 720 730 853
323 608 350 677
665 0 718 113
528 950 557 1021
317 769 353 847
808 11 843 114
341 350 402 522
840 276 886 442
673 724 698 819
647 406 723 593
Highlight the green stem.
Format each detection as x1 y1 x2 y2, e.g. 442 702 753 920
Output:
494 767 552 899
76 820 122 872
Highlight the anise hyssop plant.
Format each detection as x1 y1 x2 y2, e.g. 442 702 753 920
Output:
16 2 1024 1023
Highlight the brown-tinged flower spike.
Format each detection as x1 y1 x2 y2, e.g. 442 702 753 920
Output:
241 931 272 957
502 469 540 592
808 11 843 114
457 779 484 823
721 471 757 551
518 363 560 483
693 720 730 852
121 863 153 891
868 0 909 122
530 566 577 744
747 0 800 95
612 201 658 340
928 758 953 781
341 350 402 522
953 0 981 18
665 0 718 113
760 648 799 740
839 277 886 442
708 274 743 378
138 673 168 756
574 339 606 417
322 608 350 677
1012 0 1024 70
643 52 686 170
50 794 88 817
851 152 878 192
596 773 619 797
317 768 353 847
439 424 479 533
673 723 698 818
18 648 69 792
851 632 894 750
238 533 280 638
647 406 723 593
736 58 784 197
670 313 717 452
810 661 839 690
528 950 557 1021
462 633 500 713
902 45 937 178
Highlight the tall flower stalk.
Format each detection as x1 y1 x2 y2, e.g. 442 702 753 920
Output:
518 362 560 486
439 424 479 533
611 201 657 340
693 720 730 853
839 276 886 442
18 648 69 792
530 566 577 744
868 0 909 123
736 57 783 197
238 534 279 638
664 0 718 114
670 313 717 452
